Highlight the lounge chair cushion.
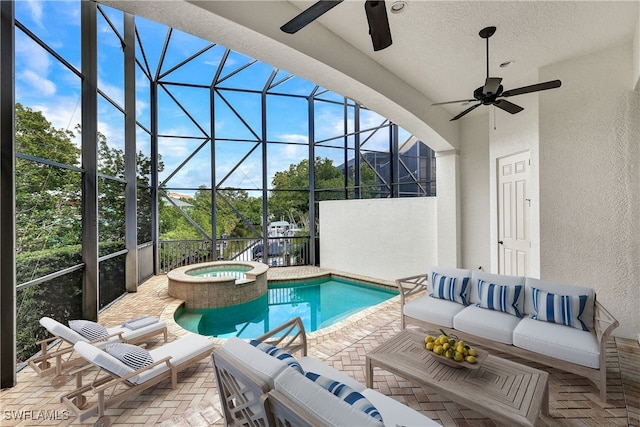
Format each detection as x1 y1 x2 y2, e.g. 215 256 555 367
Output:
41 317 88 345
274 367 384 427
304 371 383 422
68 320 109 341
105 343 153 370
250 339 304 374
122 315 158 330
106 319 167 343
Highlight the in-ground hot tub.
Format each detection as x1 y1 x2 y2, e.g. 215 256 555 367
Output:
167 261 269 309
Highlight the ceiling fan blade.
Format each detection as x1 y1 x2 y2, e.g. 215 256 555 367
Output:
483 77 502 96
502 79 562 97
451 103 481 121
280 0 344 34
364 1 392 51
494 99 524 114
431 99 476 106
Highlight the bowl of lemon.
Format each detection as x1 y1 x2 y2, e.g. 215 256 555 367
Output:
424 330 488 369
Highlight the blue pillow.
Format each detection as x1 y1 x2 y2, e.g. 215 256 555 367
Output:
305 372 383 422
430 272 470 306
249 340 304 374
530 287 589 332
476 280 523 318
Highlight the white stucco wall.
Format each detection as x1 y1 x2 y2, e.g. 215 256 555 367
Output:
538 43 640 339
460 114 491 271
319 198 437 281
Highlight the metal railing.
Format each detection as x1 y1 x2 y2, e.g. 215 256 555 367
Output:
159 236 312 273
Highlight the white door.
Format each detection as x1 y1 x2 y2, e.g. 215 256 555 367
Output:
497 151 530 276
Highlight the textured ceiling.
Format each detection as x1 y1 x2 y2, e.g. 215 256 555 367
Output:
101 1 639 147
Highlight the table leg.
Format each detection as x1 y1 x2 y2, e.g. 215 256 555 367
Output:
365 356 373 388
542 380 549 416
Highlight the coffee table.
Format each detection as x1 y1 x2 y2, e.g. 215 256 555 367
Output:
366 329 549 427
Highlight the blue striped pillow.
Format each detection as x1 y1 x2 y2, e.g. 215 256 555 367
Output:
477 280 523 318
530 287 589 332
249 340 304 374
305 372 383 422
430 272 470 306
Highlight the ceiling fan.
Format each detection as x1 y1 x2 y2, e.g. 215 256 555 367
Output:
280 0 392 51
432 26 561 121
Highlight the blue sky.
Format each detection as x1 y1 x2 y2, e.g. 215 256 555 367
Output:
15 0 410 191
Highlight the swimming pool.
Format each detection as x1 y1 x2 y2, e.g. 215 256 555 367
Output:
174 276 398 339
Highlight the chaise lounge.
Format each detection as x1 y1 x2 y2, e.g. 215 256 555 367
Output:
60 333 215 426
28 316 168 387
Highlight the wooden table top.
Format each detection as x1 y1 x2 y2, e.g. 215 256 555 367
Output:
366 329 549 427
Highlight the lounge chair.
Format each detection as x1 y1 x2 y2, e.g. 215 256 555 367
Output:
60 333 215 426
28 316 168 387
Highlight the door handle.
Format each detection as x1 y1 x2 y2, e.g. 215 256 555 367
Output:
498 240 504 245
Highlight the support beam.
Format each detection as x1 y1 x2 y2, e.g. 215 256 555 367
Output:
0 0 16 389
81 0 99 320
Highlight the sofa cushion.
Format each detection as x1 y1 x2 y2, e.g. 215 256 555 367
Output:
274 367 384 427
470 271 526 305
404 295 467 328
524 278 595 330
305 372 382 422
360 388 441 427
454 305 521 344
530 287 589 332
477 280 523 318
218 337 289 388
298 356 366 392
430 272 470 306
513 317 600 368
250 339 304 374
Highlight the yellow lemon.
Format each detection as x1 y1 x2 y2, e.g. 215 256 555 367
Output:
468 348 477 357
458 340 465 347
465 355 477 364
444 349 453 359
456 345 466 355
442 343 450 351
433 345 444 355
425 335 435 343
454 352 464 362
426 342 435 351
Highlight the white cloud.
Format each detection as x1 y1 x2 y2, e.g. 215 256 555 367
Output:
20 70 56 96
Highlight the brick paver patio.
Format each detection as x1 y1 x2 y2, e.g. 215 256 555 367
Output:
1 267 639 426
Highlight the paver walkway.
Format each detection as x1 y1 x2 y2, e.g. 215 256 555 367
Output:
1 267 639 426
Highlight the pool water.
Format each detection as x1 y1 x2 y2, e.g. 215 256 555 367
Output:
187 266 251 280
174 277 398 339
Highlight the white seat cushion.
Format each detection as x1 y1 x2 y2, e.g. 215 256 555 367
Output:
512 317 600 368
360 388 441 427
453 305 521 344
404 295 466 328
217 337 289 388
274 367 383 427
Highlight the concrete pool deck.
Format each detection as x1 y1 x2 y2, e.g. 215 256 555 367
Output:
2 266 639 426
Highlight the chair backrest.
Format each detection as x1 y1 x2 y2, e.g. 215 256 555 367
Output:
40 317 88 345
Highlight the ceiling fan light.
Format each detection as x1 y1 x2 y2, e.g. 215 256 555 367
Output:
390 1 406 14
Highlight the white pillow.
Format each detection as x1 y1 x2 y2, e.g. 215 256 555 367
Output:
105 343 154 370
68 320 108 341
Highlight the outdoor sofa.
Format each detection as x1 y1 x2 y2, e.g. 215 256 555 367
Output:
212 316 440 426
397 266 619 401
